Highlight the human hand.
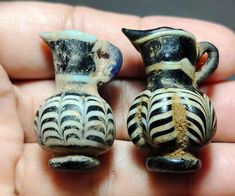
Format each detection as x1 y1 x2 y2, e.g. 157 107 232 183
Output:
0 2 235 195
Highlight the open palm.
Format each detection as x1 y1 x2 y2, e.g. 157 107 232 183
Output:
0 2 235 195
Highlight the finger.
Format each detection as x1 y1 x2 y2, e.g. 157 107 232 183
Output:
0 2 234 81
201 81 235 141
15 79 235 143
17 141 235 195
14 80 56 143
0 64 23 194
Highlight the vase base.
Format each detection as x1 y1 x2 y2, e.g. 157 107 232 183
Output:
49 155 100 171
146 150 201 173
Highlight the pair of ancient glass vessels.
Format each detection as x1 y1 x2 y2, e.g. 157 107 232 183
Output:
34 27 219 173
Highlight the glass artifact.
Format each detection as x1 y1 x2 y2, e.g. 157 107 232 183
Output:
34 30 122 171
123 27 219 172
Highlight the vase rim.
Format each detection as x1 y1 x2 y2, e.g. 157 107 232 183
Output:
123 27 196 45
40 30 97 43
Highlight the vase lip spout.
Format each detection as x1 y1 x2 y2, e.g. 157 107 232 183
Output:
122 27 196 46
40 30 97 43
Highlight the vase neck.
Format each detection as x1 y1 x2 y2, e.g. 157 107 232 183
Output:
140 35 197 67
56 74 98 95
146 59 196 90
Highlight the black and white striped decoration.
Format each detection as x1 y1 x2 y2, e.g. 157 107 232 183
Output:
127 88 216 150
35 92 115 155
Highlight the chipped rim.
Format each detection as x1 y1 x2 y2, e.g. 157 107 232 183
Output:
40 30 97 43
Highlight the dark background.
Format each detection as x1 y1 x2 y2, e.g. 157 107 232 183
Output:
44 0 234 30
45 0 234 79
41 0 235 79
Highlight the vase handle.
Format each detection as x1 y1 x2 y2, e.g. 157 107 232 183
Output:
195 42 219 84
92 41 123 85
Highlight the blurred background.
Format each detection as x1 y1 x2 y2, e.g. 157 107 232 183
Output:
44 0 234 30
43 0 234 79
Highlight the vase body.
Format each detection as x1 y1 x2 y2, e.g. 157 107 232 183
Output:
123 27 219 172
34 30 122 171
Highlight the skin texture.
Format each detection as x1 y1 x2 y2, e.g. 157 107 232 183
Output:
0 1 235 195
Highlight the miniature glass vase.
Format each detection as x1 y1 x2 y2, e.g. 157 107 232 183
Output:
34 30 122 171
123 27 219 172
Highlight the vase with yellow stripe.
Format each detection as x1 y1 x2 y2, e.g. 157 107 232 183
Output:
123 27 219 172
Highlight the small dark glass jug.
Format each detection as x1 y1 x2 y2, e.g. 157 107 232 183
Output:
123 27 219 172
34 30 122 171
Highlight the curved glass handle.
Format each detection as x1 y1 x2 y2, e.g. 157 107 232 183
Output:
195 42 219 84
92 41 123 85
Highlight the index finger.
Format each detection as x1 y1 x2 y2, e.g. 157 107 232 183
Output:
0 2 234 81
